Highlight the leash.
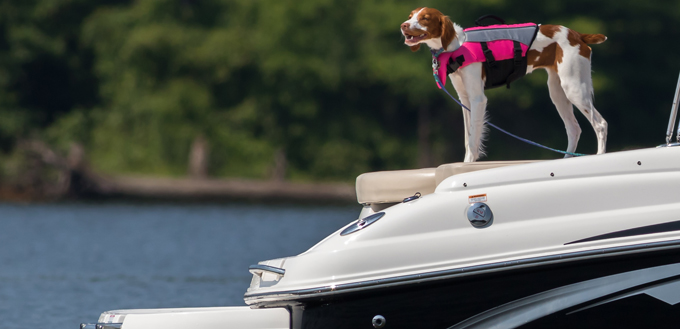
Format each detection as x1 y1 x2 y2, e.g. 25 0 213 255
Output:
430 50 587 157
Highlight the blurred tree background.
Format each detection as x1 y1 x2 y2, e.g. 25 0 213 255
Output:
0 0 679 186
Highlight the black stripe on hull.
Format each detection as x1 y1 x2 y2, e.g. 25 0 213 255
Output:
520 293 680 329
566 220 680 245
291 248 680 329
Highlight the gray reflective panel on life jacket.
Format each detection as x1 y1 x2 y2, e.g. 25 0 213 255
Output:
466 25 538 47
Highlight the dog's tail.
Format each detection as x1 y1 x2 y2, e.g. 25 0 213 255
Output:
580 33 607 45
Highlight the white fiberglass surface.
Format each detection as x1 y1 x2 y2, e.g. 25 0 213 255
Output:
118 306 289 329
247 147 680 296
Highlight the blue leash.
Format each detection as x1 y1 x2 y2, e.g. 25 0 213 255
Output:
431 50 587 157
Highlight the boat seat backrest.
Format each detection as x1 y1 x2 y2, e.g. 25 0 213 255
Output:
355 168 437 205
356 160 541 205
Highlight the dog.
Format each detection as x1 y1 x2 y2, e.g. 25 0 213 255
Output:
401 7 608 162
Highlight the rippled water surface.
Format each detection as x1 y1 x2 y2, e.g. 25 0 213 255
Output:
0 202 357 328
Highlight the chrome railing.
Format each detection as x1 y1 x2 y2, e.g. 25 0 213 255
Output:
663 71 680 146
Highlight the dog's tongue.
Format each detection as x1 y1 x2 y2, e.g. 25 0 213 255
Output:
406 33 425 42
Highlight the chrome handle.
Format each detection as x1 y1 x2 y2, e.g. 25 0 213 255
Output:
249 264 285 276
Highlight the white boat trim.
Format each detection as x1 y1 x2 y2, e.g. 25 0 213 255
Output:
245 237 680 304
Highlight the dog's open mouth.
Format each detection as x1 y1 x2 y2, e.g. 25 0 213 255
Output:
403 32 428 45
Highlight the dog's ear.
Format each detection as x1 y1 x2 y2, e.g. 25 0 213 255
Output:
410 44 421 52
440 16 456 50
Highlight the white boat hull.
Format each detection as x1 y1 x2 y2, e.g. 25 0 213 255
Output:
83 146 680 328
88 306 289 329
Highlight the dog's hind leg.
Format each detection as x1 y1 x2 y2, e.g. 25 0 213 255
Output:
558 55 608 155
579 102 607 155
547 69 581 157
573 98 607 154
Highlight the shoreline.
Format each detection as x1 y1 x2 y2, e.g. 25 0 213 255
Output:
88 174 357 203
5 140 357 204
0 175 357 204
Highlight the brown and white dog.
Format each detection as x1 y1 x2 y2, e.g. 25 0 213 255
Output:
401 7 608 162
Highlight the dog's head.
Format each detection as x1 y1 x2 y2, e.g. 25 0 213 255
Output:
401 7 455 52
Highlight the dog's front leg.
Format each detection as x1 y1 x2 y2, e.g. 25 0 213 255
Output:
459 64 487 162
450 73 472 160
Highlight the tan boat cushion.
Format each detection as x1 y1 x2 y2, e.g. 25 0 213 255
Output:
356 160 543 205
356 168 436 205
434 160 541 185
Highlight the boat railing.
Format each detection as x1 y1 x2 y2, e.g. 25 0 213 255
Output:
662 71 680 146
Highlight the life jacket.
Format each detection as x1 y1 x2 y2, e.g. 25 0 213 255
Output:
435 23 539 90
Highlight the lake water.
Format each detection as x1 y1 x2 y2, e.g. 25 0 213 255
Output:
0 201 358 328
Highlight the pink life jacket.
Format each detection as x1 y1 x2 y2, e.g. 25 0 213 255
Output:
435 23 539 90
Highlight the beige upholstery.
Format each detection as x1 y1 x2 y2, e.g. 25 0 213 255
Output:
356 160 542 205
435 160 541 185
356 168 436 205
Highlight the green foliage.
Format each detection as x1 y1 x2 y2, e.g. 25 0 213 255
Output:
1 0 680 182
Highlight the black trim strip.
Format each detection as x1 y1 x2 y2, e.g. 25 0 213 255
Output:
566 220 680 245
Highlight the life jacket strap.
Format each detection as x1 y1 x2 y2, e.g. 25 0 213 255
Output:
505 40 526 89
480 42 496 67
446 55 466 75
513 41 523 64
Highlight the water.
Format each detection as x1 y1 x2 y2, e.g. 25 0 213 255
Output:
0 202 358 328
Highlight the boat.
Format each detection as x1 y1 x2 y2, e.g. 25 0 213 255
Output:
81 74 680 329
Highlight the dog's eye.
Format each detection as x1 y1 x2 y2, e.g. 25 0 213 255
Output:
422 16 429 20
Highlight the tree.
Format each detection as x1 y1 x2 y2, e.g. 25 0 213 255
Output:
3 0 680 185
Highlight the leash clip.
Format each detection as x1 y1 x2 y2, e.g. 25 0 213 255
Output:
431 48 444 72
